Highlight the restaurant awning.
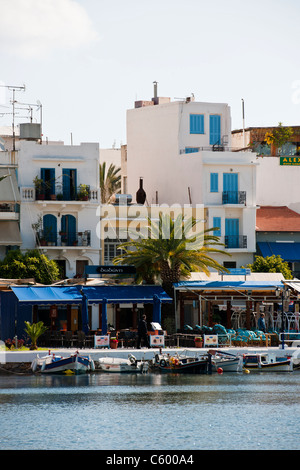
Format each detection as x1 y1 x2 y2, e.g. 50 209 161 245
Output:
10 285 172 305
82 285 173 304
11 286 83 305
0 221 22 245
258 241 300 262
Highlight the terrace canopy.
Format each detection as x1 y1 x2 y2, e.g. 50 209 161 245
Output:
173 277 295 330
10 285 172 335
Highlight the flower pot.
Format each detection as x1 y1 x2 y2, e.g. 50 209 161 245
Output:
194 340 203 348
110 341 118 349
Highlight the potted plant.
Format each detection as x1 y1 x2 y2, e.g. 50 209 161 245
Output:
110 337 118 349
33 176 45 200
78 184 89 201
194 337 203 348
24 321 48 350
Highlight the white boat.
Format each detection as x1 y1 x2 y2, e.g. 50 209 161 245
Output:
31 351 95 374
209 350 243 372
97 354 148 373
243 353 293 372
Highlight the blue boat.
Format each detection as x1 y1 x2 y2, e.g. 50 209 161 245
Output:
31 351 95 374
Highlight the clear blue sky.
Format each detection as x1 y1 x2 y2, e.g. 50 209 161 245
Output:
0 0 299 147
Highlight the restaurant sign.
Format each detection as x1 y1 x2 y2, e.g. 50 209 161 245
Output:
280 156 300 166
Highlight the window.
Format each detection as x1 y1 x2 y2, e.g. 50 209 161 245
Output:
213 217 221 236
185 147 199 154
190 114 204 134
209 115 221 145
210 173 218 192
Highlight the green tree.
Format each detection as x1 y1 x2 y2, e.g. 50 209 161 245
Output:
114 215 229 331
245 255 292 279
265 122 293 154
24 321 48 350
114 214 229 293
99 162 121 203
0 249 61 284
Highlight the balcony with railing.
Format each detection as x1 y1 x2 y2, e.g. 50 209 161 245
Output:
222 191 246 205
36 230 91 247
22 184 99 202
222 235 247 249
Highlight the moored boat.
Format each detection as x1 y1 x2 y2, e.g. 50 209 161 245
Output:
154 351 211 374
97 354 148 373
31 351 95 374
209 349 243 372
243 353 293 372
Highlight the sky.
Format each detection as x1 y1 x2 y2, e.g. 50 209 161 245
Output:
0 0 299 148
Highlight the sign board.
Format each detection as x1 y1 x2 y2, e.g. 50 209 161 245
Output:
85 265 136 277
204 334 218 347
223 268 251 276
280 156 300 166
94 335 110 348
149 335 165 347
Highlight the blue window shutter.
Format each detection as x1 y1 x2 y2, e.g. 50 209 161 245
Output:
185 147 198 154
41 168 55 195
223 173 238 203
190 114 204 134
61 214 76 245
209 115 221 145
43 214 57 244
213 217 221 236
225 218 239 248
210 173 218 192
63 169 77 200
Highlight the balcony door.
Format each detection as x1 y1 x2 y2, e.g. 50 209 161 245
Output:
63 169 77 200
61 214 76 246
225 218 239 248
223 173 238 204
43 214 57 244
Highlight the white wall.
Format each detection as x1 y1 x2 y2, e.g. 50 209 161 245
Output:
256 155 300 213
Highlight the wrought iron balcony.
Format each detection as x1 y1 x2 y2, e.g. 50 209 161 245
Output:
223 235 247 249
222 191 246 205
36 230 91 247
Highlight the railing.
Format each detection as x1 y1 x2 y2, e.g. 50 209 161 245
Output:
222 235 247 249
222 191 246 205
21 186 99 202
0 203 20 212
37 230 91 247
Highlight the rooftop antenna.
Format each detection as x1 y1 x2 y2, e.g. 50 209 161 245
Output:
0 84 26 150
241 98 245 148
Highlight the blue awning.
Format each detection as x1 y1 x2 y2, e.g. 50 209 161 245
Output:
174 280 284 290
82 285 173 304
258 242 300 262
11 285 172 305
11 286 83 305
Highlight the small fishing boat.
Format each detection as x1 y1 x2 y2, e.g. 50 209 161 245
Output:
31 351 95 374
97 354 149 373
209 350 243 372
243 353 293 372
154 351 210 374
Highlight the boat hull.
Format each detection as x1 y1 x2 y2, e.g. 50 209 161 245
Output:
32 354 94 374
98 356 148 373
243 354 292 372
158 356 209 374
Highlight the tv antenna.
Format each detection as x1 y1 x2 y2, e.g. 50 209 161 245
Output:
0 84 26 150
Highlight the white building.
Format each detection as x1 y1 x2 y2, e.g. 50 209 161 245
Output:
17 138 100 279
126 88 258 269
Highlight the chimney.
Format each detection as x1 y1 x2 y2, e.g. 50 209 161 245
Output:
152 81 158 105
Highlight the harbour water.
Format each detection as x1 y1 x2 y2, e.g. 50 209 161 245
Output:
0 370 299 451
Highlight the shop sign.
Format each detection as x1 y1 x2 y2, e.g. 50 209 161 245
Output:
280 156 300 166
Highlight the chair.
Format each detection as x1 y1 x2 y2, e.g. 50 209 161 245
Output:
51 331 64 348
64 331 74 348
76 330 86 349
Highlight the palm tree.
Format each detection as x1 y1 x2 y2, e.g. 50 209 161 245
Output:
114 214 229 296
99 162 121 203
24 321 48 350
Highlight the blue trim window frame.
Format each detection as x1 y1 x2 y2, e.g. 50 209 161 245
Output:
209 114 221 145
213 217 221 236
190 114 204 134
210 173 218 192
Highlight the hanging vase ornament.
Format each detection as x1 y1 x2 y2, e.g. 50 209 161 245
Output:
136 178 146 204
